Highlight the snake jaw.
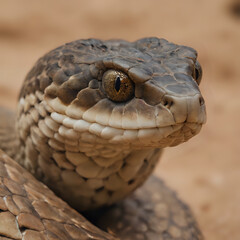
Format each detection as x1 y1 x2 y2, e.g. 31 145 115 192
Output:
48 105 202 150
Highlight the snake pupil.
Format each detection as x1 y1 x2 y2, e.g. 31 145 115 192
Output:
115 76 121 92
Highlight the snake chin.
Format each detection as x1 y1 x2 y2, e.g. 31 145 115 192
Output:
168 122 202 147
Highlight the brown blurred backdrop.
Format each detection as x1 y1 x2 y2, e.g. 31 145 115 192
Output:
0 0 239 239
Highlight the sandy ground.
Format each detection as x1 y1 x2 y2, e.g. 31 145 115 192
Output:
0 0 239 239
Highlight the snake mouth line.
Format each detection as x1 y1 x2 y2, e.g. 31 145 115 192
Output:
50 111 202 147
51 111 201 131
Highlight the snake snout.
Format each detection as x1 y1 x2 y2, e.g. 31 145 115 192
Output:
161 94 206 124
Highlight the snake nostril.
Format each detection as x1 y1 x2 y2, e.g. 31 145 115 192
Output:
199 96 205 106
162 97 174 109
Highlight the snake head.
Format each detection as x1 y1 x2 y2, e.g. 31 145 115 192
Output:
19 37 206 150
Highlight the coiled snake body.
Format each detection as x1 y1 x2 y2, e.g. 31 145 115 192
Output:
0 38 206 239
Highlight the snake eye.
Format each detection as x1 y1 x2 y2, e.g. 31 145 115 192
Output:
192 60 202 85
102 70 134 102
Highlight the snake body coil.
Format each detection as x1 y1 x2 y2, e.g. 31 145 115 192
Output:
0 37 206 239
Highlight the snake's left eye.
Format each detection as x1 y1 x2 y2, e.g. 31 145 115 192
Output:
102 70 134 102
192 60 202 85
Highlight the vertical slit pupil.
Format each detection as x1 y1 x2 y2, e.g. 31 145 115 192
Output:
115 76 121 92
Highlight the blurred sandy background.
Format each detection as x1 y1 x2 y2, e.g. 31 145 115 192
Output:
0 0 239 239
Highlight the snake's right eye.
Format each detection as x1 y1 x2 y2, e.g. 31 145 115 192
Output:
102 70 134 102
192 61 202 85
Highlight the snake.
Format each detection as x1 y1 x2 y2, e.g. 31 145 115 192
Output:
0 37 206 240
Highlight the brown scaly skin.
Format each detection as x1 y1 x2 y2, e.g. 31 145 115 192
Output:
0 149 115 240
0 37 205 239
0 149 203 240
